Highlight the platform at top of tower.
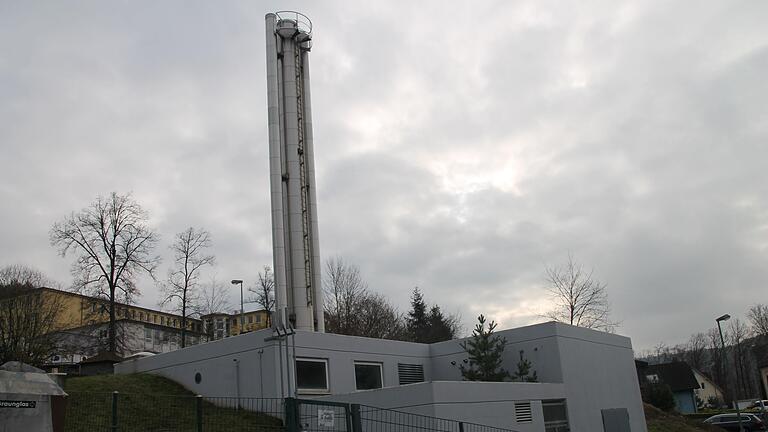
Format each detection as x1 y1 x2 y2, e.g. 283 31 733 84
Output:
273 11 312 40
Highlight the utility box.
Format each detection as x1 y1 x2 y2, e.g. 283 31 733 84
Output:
0 362 68 432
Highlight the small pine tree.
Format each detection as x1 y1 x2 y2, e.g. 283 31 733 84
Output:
511 350 538 382
459 315 510 382
644 382 676 412
407 288 429 342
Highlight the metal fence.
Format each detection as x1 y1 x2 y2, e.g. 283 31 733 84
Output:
63 394 517 432
64 392 285 432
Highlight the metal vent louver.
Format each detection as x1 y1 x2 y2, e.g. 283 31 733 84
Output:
515 401 533 423
397 363 425 385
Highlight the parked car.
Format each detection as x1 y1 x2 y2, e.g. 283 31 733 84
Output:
703 413 767 431
749 401 768 410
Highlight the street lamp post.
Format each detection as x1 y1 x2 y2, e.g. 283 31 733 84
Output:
717 313 743 432
232 279 244 333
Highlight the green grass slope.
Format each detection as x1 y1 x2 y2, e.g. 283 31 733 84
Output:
63 373 284 432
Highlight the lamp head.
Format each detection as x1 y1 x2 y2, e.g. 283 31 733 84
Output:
231 279 243 285
716 314 731 322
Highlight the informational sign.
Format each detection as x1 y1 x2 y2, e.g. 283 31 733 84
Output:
0 400 37 409
318 408 335 427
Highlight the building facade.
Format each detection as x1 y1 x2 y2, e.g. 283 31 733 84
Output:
201 310 270 341
116 321 647 432
32 288 210 366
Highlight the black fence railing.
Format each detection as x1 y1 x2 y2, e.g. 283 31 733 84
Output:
64 392 285 432
63 393 517 432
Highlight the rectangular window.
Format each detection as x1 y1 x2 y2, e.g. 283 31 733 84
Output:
139 312 144 321
248 315 253 324
161 316 165 326
154 315 158 324
144 328 152 342
354 362 383 390
255 314 262 323
543 400 570 432
296 358 329 393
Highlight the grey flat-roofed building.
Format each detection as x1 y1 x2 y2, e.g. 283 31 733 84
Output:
115 321 646 431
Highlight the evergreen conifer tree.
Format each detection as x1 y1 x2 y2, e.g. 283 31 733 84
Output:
511 350 538 382
459 315 510 381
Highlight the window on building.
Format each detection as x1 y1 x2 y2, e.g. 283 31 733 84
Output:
543 400 569 432
248 315 253 324
296 358 329 393
154 315 158 324
144 328 152 342
173 319 177 327
139 312 144 321
131 310 136 319
646 374 659 384
354 362 383 390
255 314 262 323
161 316 165 326
216 319 224 330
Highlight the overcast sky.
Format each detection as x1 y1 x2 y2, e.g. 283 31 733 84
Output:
1 1 766 351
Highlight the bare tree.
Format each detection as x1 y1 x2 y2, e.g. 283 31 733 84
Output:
748 304 768 337
683 332 708 371
323 257 405 339
356 293 407 340
728 318 752 399
544 254 616 331
707 327 729 398
0 266 63 366
196 276 232 316
50 192 160 353
323 257 367 335
247 266 275 327
0 264 58 288
160 227 215 348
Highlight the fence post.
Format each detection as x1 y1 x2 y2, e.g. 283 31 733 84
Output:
350 404 362 432
459 421 465 432
285 397 299 432
111 391 118 432
196 395 203 432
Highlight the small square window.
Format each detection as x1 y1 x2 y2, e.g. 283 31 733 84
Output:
296 358 329 393
354 362 383 391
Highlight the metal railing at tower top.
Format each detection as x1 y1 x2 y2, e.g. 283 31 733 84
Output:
275 11 312 36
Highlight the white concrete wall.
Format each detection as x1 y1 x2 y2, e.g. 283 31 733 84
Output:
115 329 431 399
115 328 281 398
430 322 565 384
552 324 647 432
115 322 647 431
320 381 567 432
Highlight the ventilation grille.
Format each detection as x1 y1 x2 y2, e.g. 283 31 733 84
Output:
398 363 425 385
515 402 533 423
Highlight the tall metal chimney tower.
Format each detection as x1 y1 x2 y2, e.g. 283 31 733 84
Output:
265 12 324 332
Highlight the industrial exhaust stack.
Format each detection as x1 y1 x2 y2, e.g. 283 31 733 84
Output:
265 11 324 332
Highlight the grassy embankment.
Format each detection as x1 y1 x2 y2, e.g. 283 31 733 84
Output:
64 374 725 432
63 373 283 432
644 403 723 432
